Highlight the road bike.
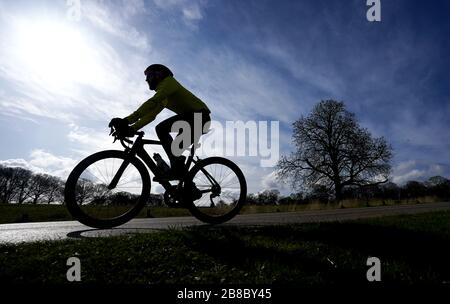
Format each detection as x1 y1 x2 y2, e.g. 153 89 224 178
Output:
64 129 247 228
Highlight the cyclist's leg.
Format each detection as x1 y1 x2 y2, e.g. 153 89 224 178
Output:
177 110 211 150
155 111 210 174
155 114 183 170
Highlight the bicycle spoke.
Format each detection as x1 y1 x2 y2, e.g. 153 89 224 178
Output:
93 163 109 184
221 179 240 188
74 157 145 220
84 168 103 184
220 170 234 185
194 174 210 186
218 164 223 184
189 159 245 222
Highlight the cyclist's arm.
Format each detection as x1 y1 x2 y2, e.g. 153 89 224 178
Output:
127 100 165 131
125 78 177 130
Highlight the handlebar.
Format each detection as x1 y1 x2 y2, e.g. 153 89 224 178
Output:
109 125 145 149
119 131 145 148
119 137 133 149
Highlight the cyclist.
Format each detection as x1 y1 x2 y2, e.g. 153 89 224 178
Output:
109 64 211 180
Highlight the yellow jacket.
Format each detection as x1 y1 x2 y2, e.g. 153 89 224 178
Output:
126 76 210 130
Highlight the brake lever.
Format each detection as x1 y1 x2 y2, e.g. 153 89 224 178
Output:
109 126 134 145
109 127 118 143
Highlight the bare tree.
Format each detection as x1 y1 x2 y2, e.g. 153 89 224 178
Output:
257 189 280 205
0 166 25 203
403 181 427 199
277 100 392 201
14 168 33 204
44 175 63 204
74 178 97 205
28 174 51 204
0 166 65 204
425 176 449 187
0 166 14 203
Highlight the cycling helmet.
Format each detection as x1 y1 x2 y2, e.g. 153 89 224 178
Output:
144 64 173 90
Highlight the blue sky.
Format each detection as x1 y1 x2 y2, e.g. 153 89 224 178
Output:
0 0 449 195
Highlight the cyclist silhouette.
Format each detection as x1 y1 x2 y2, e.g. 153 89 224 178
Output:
66 64 246 227
109 64 211 180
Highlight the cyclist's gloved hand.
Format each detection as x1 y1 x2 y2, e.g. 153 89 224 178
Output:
109 117 134 138
109 117 129 129
121 125 135 138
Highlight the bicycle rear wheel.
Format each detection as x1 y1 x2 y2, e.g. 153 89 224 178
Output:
184 157 247 224
64 150 150 228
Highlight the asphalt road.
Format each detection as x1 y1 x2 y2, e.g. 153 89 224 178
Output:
1 202 449 244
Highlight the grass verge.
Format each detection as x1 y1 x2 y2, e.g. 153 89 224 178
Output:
0 196 443 224
1 211 449 285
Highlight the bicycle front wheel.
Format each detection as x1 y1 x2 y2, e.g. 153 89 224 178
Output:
64 150 150 228
185 157 247 224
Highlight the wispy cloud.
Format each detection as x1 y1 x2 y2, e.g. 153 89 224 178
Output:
81 0 150 50
0 7 152 125
0 149 76 179
0 0 449 195
153 0 206 23
182 4 203 21
392 160 450 185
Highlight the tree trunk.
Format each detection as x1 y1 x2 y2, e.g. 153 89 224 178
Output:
335 182 343 208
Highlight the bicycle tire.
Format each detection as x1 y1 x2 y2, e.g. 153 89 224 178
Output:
184 157 247 224
64 150 151 228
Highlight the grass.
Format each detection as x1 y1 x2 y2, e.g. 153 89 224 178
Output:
0 196 443 225
1 211 450 285
0 204 73 224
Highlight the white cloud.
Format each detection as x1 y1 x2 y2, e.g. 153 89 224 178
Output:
82 0 150 50
0 150 77 180
152 0 205 24
261 170 277 189
392 160 448 185
182 4 203 21
67 123 123 156
122 0 147 19
256 42 346 97
28 150 77 179
175 46 302 125
0 7 154 126
0 158 44 173
261 170 295 196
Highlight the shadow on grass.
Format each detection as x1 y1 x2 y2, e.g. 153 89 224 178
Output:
1 213 450 285
66 228 168 240
176 219 450 284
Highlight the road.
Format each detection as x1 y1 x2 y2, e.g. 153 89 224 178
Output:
1 202 449 244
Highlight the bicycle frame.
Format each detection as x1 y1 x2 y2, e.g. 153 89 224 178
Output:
109 131 218 195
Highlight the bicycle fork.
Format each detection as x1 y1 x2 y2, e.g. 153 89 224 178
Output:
107 146 140 190
107 158 131 190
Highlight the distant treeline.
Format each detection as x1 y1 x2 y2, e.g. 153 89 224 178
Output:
2 165 449 206
0 165 163 205
246 176 450 205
